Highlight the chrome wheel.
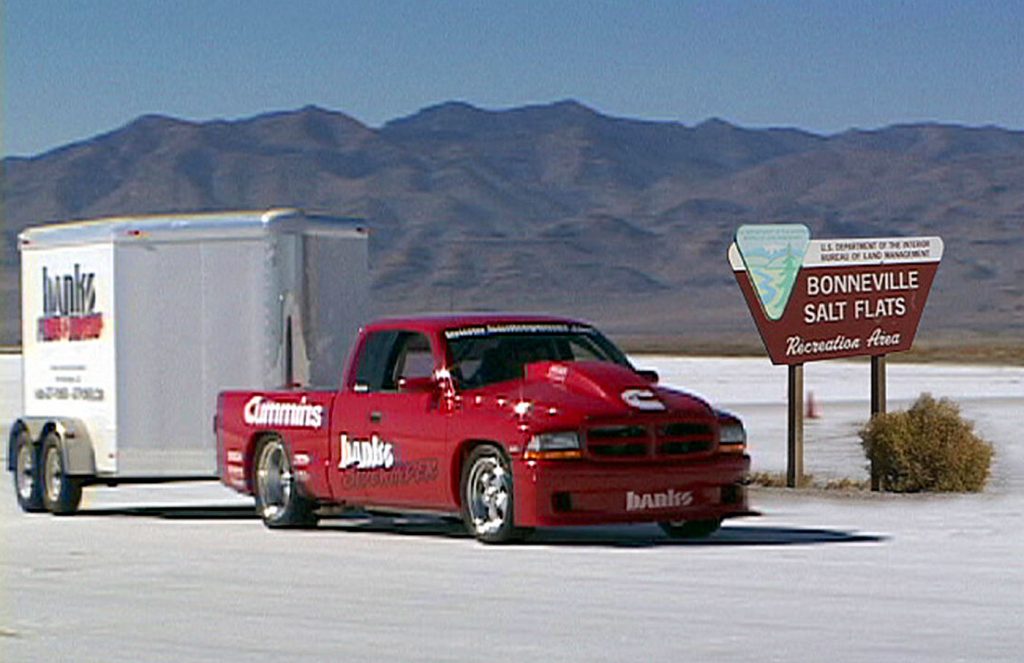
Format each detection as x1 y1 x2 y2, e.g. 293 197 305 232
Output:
256 439 292 521
39 434 82 514
461 446 525 543
253 436 316 528
16 441 36 502
43 445 63 506
12 430 45 514
13 429 45 512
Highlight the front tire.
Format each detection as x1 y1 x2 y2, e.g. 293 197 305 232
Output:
13 429 45 513
253 435 317 529
461 445 526 544
40 433 83 515
659 518 721 539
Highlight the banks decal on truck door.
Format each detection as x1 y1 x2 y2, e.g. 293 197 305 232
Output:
329 330 447 505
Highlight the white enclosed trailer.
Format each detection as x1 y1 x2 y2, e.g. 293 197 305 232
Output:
9 209 369 513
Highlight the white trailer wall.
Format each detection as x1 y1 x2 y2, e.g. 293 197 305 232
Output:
114 239 269 476
21 243 118 474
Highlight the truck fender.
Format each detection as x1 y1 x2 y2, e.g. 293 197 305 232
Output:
243 431 316 500
244 431 279 494
10 417 97 477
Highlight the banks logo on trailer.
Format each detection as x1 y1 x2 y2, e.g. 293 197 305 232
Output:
37 264 104 342
735 225 811 321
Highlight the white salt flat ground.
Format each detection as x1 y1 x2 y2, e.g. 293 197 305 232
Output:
2 354 1022 661
645 355 1024 493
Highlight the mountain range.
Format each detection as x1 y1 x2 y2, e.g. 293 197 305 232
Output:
2 100 1021 348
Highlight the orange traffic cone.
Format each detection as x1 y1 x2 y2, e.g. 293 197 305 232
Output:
806 390 820 419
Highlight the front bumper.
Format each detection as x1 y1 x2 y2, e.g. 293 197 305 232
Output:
513 454 751 527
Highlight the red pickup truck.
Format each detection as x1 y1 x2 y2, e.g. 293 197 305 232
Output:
217 315 751 543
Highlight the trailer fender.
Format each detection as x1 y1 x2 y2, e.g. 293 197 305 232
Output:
11 417 97 477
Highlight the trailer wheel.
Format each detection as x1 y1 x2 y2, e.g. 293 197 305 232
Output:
460 445 527 544
659 519 721 539
13 429 45 513
254 436 317 529
40 433 83 515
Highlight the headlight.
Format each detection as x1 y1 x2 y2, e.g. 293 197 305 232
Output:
524 431 581 460
719 422 747 451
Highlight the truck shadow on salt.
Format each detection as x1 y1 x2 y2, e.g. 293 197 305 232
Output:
77 505 257 520
525 525 886 547
319 517 886 548
76 506 885 547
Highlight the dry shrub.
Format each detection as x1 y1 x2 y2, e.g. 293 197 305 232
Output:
748 472 868 491
748 471 811 488
860 394 993 492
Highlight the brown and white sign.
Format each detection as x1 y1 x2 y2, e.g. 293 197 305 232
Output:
729 230 943 365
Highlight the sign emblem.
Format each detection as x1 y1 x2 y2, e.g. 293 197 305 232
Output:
735 225 810 321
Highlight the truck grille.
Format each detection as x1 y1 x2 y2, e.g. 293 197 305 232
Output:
584 421 715 461
587 426 648 458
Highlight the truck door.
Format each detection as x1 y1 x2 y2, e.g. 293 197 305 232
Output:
328 330 449 508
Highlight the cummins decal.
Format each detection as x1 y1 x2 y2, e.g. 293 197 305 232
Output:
626 489 694 511
38 264 104 342
339 434 395 470
243 396 324 428
621 389 666 411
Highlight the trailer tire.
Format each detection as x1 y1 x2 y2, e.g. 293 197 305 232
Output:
40 433 83 515
658 518 721 539
460 445 528 544
254 435 317 529
13 429 45 513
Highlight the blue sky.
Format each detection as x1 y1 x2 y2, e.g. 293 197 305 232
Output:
3 0 1023 157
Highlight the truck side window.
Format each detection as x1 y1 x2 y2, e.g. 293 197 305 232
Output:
353 330 434 393
391 333 434 385
354 330 399 392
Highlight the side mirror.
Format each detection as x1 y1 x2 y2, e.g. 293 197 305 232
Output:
398 376 437 393
637 369 659 384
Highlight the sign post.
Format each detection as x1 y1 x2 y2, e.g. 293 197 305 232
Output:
787 364 804 487
729 226 942 489
869 354 887 489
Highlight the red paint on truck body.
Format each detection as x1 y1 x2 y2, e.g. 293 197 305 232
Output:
217 314 750 530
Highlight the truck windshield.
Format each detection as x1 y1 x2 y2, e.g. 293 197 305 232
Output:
444 323 632 389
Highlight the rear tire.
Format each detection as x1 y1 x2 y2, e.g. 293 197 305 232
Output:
659 518 721 539
13 429 45 513
40 433 83 515
461 445 527 544
253 435 317 529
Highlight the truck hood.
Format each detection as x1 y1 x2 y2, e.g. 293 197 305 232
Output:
472 361 714 422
